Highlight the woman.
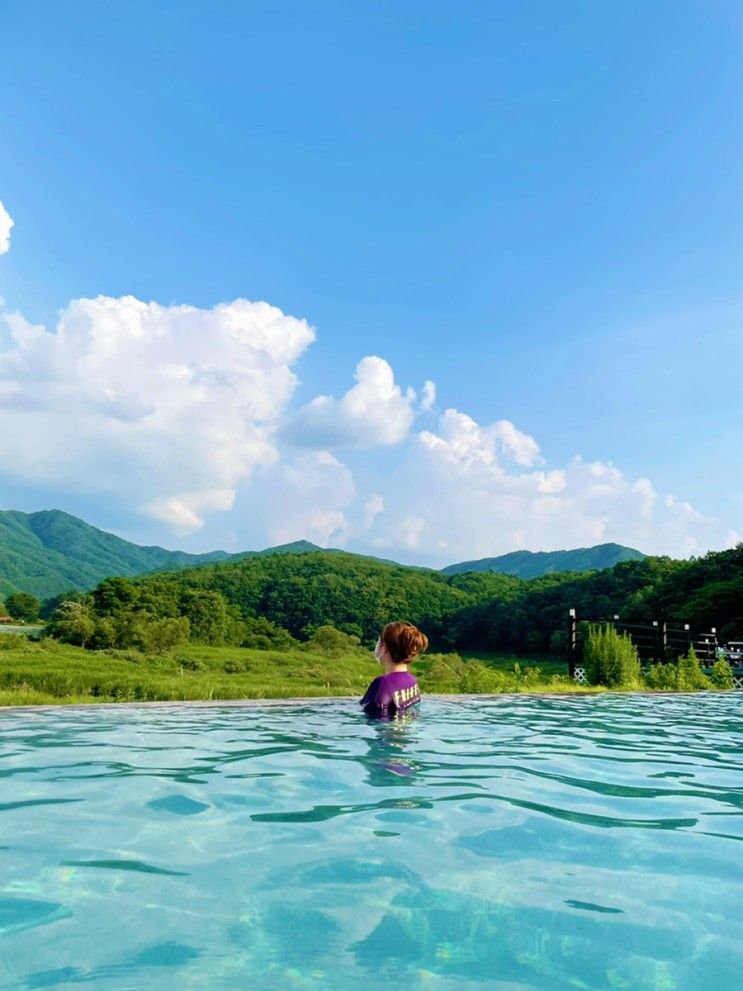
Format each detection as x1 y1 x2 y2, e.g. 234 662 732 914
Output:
360 621 427 718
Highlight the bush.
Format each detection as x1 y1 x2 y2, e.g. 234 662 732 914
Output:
458 661 503 694
709 658 734 690
178 657 207 672
138 617 190 655
676 647 711 690
302 625 367 657
421 653 467 691
584 624 641 687
240 617 298 651
223 659 248 674
645 648 712 692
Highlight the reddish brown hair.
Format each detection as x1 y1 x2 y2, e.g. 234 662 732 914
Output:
379 621 429 664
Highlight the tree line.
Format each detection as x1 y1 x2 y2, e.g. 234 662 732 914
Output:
35 543 743 654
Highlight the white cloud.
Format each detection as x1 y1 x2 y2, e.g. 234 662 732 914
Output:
284 355 428 448
0 201 13 254
361 408 736 564
420 380 436 411
0 294 314 529
419 408 542 470
362 494 385 530
249 450 355 547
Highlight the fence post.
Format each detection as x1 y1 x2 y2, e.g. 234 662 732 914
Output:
652 620 660 661
568 609 577 678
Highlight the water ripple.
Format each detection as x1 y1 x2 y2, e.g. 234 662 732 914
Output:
0 693 741 990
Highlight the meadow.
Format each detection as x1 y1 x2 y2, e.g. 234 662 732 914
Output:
0 635 591 706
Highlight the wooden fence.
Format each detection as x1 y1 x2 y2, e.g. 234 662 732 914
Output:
566 610 742 687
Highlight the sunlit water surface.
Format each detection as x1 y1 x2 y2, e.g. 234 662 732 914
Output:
1 695 741 991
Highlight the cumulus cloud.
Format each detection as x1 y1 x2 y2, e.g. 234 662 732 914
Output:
419 408 542 470
0 201 13 254
246 450 355 547
0 294 314 529
283 355 432 448
420 380 436 411
363 407 736 563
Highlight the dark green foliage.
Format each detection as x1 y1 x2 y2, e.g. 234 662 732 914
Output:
138 617 190 654
0 508 231 599
442 542 645 578
6 591 41 621
302 625 368 657
645 648 712 691
709 659 734 690
59 544 743 659
584 624 641 687
240 617 299 651
48 601 96 646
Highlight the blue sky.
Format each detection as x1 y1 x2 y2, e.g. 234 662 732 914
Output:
0 0 741 565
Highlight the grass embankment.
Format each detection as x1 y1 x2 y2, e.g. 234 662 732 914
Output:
0 637 588 706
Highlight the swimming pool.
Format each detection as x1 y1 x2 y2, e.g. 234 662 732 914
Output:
1 694 741 990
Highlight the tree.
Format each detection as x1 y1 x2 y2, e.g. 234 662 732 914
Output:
139 617 190 654
92 577 137 615
584 624 641 687
50 601 96 647
6 591 41 622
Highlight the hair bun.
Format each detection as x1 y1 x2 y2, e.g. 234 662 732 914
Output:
380 621 429 663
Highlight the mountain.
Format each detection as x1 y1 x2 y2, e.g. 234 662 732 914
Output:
0 510 323 601
0 508 646 602
442 543 645 579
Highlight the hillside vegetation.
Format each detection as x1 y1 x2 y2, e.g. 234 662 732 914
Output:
0 509 324 599
0 638 586 706
1 509 650 601
442 542 644 577
40 544 743 658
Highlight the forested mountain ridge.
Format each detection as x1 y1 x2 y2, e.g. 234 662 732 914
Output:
67 543 742 655
0 509 235 599
1 508 645 602
442 543 645 578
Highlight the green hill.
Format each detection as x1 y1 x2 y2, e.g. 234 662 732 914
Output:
442 542 645 578
0 510 328 600
0 509 233 600
81 543 742 651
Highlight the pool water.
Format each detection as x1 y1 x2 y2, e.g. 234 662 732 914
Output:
1 694 741 991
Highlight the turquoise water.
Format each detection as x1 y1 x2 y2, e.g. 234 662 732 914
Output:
0 695 741 991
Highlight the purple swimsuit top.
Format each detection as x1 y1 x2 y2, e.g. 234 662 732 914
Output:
360 670 421 718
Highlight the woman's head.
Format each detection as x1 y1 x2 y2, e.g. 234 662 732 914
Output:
376 621 429 666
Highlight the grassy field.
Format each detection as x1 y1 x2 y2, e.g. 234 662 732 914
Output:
0 636 589 706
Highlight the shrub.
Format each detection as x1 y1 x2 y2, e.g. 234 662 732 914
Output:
420 653 466 692
645 648 712 692
584 624 641 687
240 617 298 651
644 662 676 691
138 617 190 654
224 659 248 674
178 657 207 672
457 661 515 694
676 648 711 691
709 658 734 690
302 625 367 657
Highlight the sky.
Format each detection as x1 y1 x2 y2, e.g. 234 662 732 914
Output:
0 0 741 567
